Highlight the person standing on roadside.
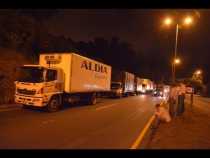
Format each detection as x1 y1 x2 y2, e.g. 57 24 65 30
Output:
169 84 178 117
180 83 186 114
177 83 186 115
176 84 182 116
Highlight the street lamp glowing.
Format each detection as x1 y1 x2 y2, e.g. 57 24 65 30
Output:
184 16 193 25
174 58 180 64
164 17 172 26
162 15 196 83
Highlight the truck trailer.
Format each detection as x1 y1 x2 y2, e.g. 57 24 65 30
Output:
110 69 135 97
14 53 111 112
135 77 142 95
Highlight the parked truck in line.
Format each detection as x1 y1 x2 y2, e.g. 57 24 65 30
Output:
14 53 111 112
135 77 142 95
153 84 170 98
110 69 135 97
137 78 154 94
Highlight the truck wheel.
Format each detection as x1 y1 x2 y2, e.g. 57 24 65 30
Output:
89 93 97 105
47 95 61 112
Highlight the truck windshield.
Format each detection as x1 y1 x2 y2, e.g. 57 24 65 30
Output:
111 83 121 89
17 66 44 83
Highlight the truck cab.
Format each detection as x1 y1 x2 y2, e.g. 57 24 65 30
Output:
110 82 123 98
15 65 64 111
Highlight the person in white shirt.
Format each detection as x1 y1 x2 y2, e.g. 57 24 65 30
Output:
155 103 171 122
151 103 171 129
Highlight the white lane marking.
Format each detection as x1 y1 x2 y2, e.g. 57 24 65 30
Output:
95 103 119 111
0 107 20 112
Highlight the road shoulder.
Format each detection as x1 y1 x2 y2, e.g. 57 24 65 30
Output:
141 98 210 149
0 104 22 110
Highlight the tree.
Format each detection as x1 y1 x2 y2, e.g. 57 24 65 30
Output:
0 10 37 54
17 10 60 58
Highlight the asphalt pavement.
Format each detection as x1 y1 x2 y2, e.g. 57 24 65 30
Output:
0 95 162 149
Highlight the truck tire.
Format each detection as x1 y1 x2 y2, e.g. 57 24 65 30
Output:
124 93 128 97
88 93 97 105
46 95 61 112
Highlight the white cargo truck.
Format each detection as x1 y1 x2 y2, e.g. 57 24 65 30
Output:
124 71 135 95
135 77 142 95
14 53 111 112
110 69 135 97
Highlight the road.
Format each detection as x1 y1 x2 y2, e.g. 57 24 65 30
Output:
0 95 162 149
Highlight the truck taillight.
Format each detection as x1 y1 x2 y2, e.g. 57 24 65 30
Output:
37 88 44 94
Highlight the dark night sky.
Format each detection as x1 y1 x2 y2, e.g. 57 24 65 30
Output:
44 9 210 81
46 9 165 52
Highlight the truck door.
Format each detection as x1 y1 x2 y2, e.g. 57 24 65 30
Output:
45 69 59 94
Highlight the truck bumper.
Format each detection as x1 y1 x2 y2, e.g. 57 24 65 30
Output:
109 92 121 98
15 95 47 107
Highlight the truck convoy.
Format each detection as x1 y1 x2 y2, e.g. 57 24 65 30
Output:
14 52 155 112
15 53 111 112
110 69 135 97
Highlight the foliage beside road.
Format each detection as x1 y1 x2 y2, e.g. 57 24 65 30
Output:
0 47 33 104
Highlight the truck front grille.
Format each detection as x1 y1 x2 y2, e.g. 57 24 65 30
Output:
17 88 36 95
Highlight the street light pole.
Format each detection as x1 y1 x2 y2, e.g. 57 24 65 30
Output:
163 15 194 83
172 23 179 83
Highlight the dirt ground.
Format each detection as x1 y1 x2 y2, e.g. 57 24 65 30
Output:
144 96 210 149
